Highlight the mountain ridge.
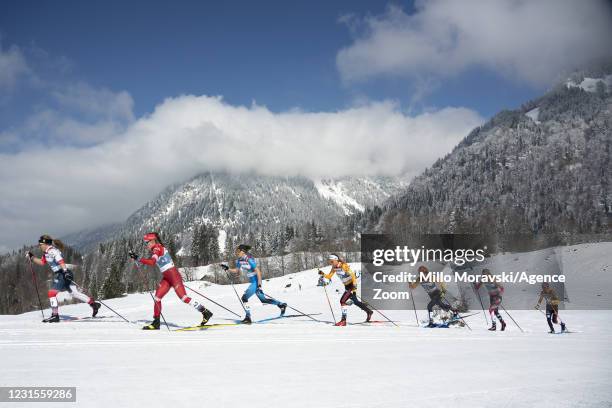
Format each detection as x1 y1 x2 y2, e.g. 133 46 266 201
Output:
64 172 406 253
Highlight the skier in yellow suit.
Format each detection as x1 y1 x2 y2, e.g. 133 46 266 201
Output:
319 254 372 326
536 282 567 333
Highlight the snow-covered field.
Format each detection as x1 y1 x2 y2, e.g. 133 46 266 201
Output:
2 248 612 407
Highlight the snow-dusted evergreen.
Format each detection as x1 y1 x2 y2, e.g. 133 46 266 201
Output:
360 65 612 238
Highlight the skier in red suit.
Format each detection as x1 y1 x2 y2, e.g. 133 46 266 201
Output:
129 232 213 330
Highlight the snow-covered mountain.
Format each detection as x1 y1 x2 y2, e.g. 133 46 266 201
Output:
362 64 612 237
65 173 404 253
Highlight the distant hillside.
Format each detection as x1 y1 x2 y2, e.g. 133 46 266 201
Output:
358 66 612 238
64 173 404 254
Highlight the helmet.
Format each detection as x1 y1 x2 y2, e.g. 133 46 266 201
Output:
143 232 158 243
236 244 251 253
38 235 53 245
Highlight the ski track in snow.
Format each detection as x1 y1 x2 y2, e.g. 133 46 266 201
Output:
2 247 612 408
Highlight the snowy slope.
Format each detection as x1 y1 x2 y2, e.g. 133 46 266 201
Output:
2 245 612 407
566 74 612 92
525 106 540 123
314 179 366 215
64 172 404 253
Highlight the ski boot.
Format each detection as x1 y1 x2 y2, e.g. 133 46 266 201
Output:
426 319 436 328
365 309 373 322
560 322 567 332
488 322 497 331
241 315 252 325
279 303 287 316
500 320 506 331
200 308 213 326
143 317 160 330
91 302 101 317
42 314 60 323
548 329 555 334
335 319 347 326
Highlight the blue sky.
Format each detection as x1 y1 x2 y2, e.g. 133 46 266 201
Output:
0 1 379 118
1 0 611 251
1 0 545 123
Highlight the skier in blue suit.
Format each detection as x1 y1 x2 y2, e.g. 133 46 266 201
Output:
221 244 286 324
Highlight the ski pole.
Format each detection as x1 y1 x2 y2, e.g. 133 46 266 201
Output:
355 294 399 327
500 305 524 333
441 296 471 331
69 280 132 324
184 284 241 318
98 299 132 324
261 293 322 323
322 282 336 322
132 260 170 331
226 272 248 314
472 284 489 326
156 297 171 332
535 306 549 322
321 279 337 324
27 258 45 319
316 268 336 323
408 286 419 326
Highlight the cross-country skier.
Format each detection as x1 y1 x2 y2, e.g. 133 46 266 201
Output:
318 254 372 326
409 265 458 327
26 235 100 323
535 282 567 333
221 244 286 324
129 232 213 330
474 269 506 331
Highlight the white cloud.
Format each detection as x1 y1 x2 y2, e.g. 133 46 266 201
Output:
0 95 483 250
337 0 612 86
0 42 30 91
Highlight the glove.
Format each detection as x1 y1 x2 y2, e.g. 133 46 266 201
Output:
534 304 540 310
63 270 74 283
220 263 229 271
128 250 139 261
25 251 34 260
317 269 324 276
